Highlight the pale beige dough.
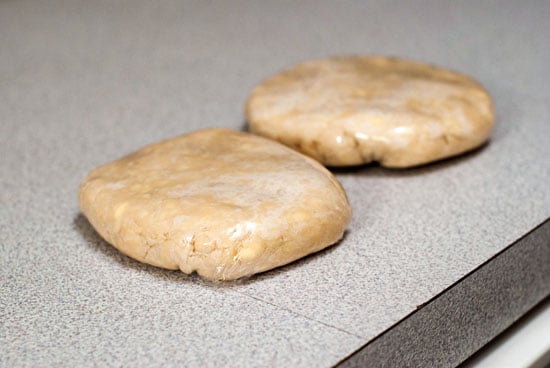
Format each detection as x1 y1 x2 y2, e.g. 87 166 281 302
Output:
79 129 351 281
246 56 495 167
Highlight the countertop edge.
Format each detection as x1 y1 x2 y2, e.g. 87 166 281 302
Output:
335 217 550 367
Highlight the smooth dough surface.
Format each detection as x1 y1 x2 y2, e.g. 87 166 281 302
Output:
79 129 351 281
246 56 495 167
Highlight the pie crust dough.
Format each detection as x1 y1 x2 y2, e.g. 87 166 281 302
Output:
246 56 494 167
79 129 351 280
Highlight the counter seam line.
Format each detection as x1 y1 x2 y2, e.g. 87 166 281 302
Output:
230 289 366 340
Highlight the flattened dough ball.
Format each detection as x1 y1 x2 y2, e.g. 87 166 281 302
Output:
246 56 495 167
79 129 351 281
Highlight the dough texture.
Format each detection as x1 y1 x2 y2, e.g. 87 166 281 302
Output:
79 129 351 281
246 56 495 167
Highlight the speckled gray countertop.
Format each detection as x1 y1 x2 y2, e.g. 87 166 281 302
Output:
1 1 549 367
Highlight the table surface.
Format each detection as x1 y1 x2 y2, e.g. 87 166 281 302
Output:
1 1 549 367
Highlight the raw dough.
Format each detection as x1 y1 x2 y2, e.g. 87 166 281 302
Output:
79 129 351 281
246 56 495 167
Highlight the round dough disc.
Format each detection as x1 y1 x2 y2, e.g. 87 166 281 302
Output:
79 129 351 281
246 56 495 168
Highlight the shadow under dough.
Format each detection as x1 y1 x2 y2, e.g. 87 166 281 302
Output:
73 214 349 287
331 141 491 179
242 118 491 179
73 214 197 284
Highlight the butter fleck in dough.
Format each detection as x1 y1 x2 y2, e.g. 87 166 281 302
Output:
246 56 495 167
79 129 351 281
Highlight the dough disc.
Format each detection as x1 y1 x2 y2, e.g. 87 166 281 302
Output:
79 129 351 281
246 56 494 167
